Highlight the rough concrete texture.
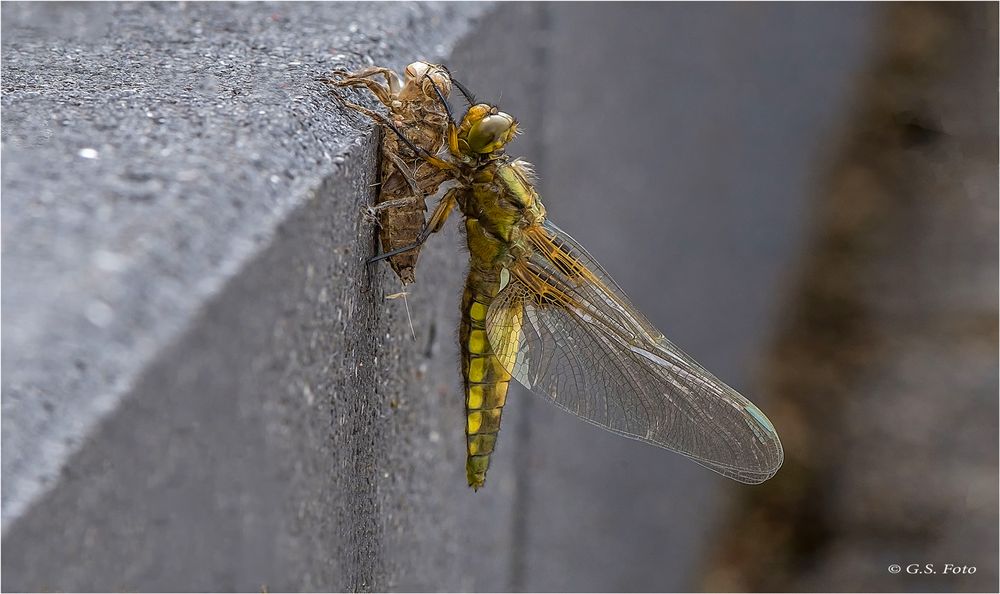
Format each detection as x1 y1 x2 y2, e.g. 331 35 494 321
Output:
2 2 544 591
9 3 986 593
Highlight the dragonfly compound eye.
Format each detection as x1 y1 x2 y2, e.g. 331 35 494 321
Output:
467 113 517 154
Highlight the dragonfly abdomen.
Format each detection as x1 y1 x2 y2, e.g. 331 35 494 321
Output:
460 270 514 490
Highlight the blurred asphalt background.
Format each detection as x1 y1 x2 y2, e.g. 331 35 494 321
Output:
2 2 997 592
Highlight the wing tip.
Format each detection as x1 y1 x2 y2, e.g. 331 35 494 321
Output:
702 438 785 484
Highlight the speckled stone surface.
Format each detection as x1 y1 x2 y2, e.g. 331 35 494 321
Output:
1 2 547 590
2 2 918 592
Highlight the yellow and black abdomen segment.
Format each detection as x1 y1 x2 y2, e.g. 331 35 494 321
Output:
460 271 515 491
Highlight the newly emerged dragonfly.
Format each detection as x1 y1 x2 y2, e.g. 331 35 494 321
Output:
322 61 456 285
367 79 784 489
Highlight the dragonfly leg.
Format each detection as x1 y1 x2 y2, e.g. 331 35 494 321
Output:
330 91 451 173
385 151 423 197
361 194 421 231
425 186 459 234
448 72 478 107
425 77 463 157
367 187 459 264
324 77 390 106
331 96 457 175
321 66 400 105
330 94 392 128
329 66 397 83
360 154 422 225
427 77 456 126
373 113 459 174
368 195 420 216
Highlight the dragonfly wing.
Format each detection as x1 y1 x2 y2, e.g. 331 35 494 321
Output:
485 220 783 484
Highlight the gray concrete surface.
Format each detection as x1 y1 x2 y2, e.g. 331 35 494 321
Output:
1 0 482 529
518 3 877 591
2 2 884 592
1 2 544 591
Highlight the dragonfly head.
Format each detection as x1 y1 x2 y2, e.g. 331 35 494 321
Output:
458 104 518 157
404 61 452 99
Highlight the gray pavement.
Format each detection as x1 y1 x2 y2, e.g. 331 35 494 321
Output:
2 2 886 592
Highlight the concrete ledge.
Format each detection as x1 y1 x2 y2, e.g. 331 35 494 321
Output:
4 3 894 591
2 2 545 590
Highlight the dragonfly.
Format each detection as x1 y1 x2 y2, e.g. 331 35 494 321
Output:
366 78 784 490
321 61 459 285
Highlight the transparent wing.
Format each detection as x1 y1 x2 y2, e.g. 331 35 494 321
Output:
486 220 783 483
